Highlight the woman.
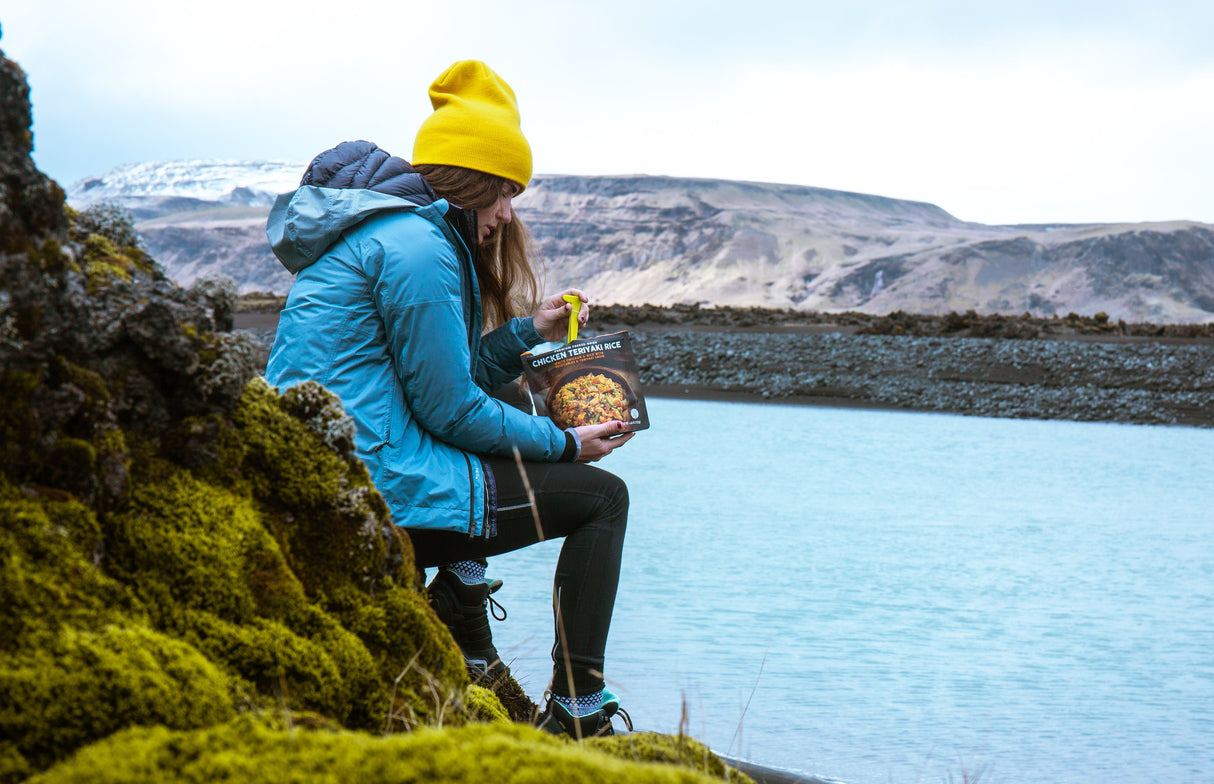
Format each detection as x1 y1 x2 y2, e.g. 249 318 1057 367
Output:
264 61 633 738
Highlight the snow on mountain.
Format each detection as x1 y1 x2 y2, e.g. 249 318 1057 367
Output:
67 159 304 212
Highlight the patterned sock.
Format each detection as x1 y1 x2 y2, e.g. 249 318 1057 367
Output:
442 560 486 586
553 690 604 717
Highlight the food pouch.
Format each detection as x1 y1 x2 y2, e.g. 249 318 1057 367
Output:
521 331 650 432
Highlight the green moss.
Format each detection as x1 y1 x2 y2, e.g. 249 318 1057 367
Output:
181 611 355 722
0 743 32 784
31 720 734 784
162 412 245 481
50 357 111 428
234 378 349 514
236 381 390 587
81 234 131 281
232 379 410 596
6 355 736 784
280 603 385 726
29 237 76 274
0 357 121 499
323 581 469 731
121 245 156 275
0 624 235 776
104 468 277 623
97 381 465 732
79 234 154 292
95 427 126 455
179 600 387 729
0 370 40 480
39 437 96 498
463 685 510 724
0 482 138 647
589 733 754 783
92 426 131 506
278 382 358 458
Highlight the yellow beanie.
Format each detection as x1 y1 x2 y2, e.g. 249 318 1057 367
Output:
412 60 532 191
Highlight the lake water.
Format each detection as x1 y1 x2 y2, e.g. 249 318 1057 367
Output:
476 398 1214 784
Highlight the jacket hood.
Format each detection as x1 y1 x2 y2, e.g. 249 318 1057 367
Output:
267 140 476 274
267 187 431 274
302 140 437 203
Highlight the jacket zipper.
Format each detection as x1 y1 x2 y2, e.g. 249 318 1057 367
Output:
448 204 486 539
482 458 497 539
463 452 477 538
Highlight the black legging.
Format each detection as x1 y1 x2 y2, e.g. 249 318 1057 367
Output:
408 457 629 697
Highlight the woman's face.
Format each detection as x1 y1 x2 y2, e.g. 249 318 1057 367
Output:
475 183 519 244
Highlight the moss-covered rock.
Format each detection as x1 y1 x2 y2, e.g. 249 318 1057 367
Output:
80 233 155 291
0 49 68 251
30 719 742 784
0 625 235 776
0 366 477 780
0 40 471 771
590 733 755 783
0 482 138 646
104 465 292 624
464 684 512 725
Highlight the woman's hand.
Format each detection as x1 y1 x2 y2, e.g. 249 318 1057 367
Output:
533 289 590 343
573 421 634 462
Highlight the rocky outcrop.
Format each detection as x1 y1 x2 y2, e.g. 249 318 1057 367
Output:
0 50 67 250
1 47 470 781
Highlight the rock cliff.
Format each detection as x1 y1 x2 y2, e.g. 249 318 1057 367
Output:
0 49 67 250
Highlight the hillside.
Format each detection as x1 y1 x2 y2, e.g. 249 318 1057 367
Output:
69 162 1214 324
526 175 1214 324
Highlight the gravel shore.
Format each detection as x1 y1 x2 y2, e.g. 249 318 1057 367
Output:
628 329 1214 428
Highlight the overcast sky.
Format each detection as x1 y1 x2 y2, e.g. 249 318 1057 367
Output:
4 0 1213 225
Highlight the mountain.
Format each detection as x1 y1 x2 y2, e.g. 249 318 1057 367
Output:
69 160 303 294
69 159 301 215
68 162 1214 323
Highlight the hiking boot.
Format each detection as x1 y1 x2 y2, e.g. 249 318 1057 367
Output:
536 689 632 739
427 569 508 680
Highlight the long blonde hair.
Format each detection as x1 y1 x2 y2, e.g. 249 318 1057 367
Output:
413 163 539 328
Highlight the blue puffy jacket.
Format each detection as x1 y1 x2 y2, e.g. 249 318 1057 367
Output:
264 142 566 536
